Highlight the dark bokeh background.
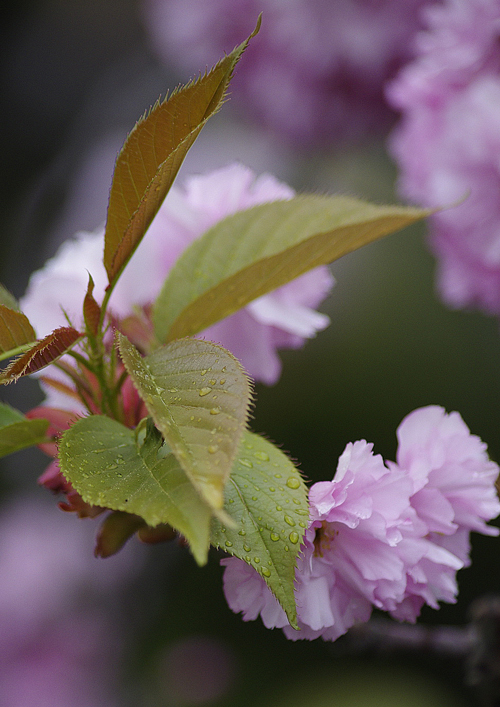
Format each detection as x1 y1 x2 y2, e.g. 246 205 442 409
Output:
1 2 498 706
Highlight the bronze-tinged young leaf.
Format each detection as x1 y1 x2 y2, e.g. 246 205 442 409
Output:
118 333 251 512
211 431 309 629
103 18 261 287
0 326 82 385
0 402 49 458
153 195 429 342
83 275 101 337
59 415 213 565
95 511 146 558
0 284 20 311
0 305 36 355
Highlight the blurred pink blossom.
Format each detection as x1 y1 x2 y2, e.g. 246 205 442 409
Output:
387 0 500 314
0 498 137 706
142 0 429 145
21 163 333 397
222 406 500 640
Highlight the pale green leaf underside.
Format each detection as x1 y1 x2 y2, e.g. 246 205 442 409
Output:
58 415 212 565
0 403 49 458
211 431 308 629
118 334 251 512
153 195 428 342
103 19 260 286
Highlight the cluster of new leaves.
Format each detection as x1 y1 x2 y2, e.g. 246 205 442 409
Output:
0 19 427 626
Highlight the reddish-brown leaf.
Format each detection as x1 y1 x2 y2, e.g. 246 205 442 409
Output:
95 511 146 558
83 275 101 337
0 327 82 385
103 18 261 287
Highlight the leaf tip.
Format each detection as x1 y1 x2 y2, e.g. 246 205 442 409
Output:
189 538 210 566
251 13 262 39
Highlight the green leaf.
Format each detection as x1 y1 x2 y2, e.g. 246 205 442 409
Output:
0 402 49 458
0 305 36 356
211 431 308 629
103 18 261 288
59 416 213 565
118 333 251 512
153 195 428 342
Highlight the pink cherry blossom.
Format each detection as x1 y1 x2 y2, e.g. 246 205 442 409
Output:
20 163 333 399
394 406 500 539
221 406 500 640
142 0 429 145
387 0 500 315
387 406 500 620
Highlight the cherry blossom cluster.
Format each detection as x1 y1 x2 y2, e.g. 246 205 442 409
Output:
222 406 500 641
388 0 500 315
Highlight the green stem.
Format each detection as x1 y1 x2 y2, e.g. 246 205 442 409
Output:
98 285 114 336
51 361 98 414
67 349 97 373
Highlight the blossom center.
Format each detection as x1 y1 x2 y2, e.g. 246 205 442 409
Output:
313 521 339 557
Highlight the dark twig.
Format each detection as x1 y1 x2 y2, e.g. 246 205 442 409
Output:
335 596 500 707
